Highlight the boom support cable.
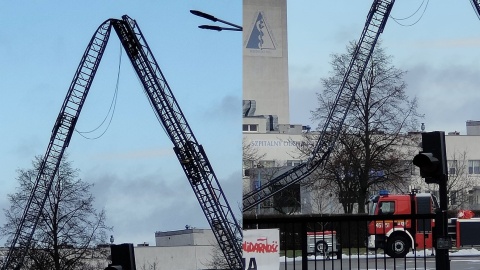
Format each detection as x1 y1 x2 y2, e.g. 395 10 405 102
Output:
75 43 123 140
390 0 426 20
390 0 429 27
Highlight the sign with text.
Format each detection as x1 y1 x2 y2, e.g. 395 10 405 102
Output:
243 229 279 270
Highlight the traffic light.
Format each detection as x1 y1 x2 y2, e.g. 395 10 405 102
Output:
105 266 122 270
412 131 447 184
105 243 136 270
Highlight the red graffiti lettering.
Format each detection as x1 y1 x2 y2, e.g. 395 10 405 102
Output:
242 240 278 253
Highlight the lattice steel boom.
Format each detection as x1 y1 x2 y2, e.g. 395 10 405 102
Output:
2 15 242 270
111 16 242 269
1 19 113 270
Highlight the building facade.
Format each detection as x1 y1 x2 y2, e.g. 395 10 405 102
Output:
243 126 480 214
243 0 290 127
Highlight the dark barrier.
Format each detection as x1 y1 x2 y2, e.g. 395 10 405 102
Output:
244 213 437 270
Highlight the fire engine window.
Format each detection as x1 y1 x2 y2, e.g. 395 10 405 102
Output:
378 201 395 215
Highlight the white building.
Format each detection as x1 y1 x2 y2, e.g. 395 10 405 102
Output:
244 120 480 214
133 228 218 270
106 228 219 270
0 229 220 270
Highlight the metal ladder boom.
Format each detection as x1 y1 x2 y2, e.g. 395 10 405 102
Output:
112 16 242 269
1 20 113 270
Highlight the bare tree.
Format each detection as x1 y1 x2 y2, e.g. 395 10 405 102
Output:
242 138 266 174
446 151 476 209
1 155 111 270
242 137 266 194
205 244 229 270
311 40 422 213
415 150 476 210
138 257 161 270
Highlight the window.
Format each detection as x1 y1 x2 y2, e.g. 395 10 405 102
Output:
468 160 480 174
243 124 258 132
410 163 417 175
262 199 273 207
378 201 395 215
286 160 302 167
450 190 458 205
273 184 301 210
448 160 457 175
258 160 275 168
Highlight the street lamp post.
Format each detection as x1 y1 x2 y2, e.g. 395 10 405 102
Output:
190 10 242 32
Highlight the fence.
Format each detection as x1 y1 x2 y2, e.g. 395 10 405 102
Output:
243 213 440 270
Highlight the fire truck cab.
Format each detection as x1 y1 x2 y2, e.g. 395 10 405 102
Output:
366 190 438 257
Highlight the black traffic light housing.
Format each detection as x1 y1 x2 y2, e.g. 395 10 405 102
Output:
105 243 136 270
105 266 122 270
412 131 448 184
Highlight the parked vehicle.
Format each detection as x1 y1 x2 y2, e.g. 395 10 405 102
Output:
366 190 438 258
307 231 340 259
367 190 480 258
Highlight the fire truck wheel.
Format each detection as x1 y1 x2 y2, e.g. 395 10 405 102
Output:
386 235 410 258
315 241 328 255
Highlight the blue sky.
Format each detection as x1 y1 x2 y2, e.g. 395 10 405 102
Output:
288 1 480 134
0 1 241 246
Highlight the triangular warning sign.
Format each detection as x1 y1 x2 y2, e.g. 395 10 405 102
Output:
246 12 276 50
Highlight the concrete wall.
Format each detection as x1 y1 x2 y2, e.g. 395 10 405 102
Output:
65 245 218 270
466 121 480 135
155 229 215 247
243 0 290 125
243 132 305 164
134 246 216 270
446 135 480 156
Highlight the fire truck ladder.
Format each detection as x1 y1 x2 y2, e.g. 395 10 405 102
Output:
1 20 113 270
243 0 395 212
111 16 242 269
2 15 242 270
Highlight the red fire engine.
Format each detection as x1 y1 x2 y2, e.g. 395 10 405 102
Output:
366 190 438 257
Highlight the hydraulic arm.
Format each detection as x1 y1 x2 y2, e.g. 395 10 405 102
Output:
2 15 242 270
243 0 395 212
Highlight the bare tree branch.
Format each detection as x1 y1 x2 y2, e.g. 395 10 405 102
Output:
1 154 111 270
309 40 422 213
